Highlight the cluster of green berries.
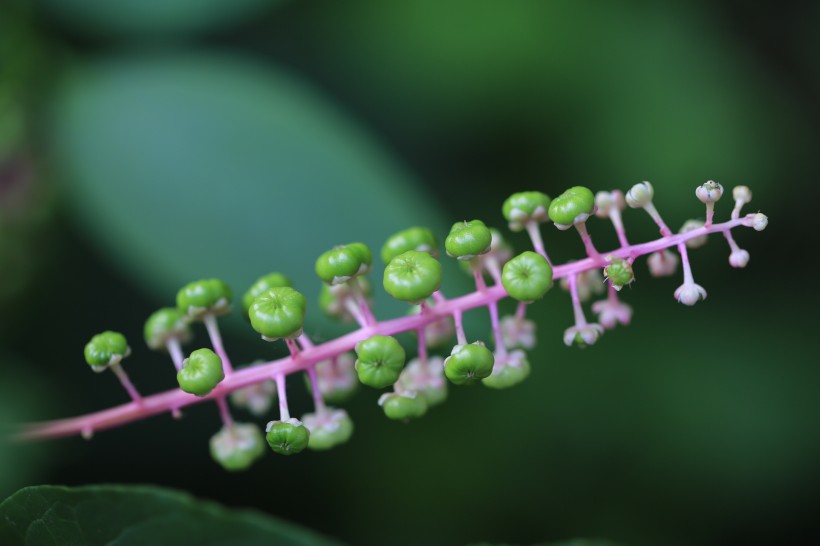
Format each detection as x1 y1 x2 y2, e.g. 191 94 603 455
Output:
77 181 764 471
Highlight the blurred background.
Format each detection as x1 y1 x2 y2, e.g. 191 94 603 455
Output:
1 1 818 545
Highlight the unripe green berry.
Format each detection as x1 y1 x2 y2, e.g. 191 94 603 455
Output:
248 287 306 341
302 409 354 450
315 243 372 285
502 191 551 231
445 220 492 260
144 308 191 351
603 257 635 291
241 273 292 316
354 334 406 389
383 250 443 304
176 278 232 320
548 186 595 228
177 348 224 396
501 251 553 303
381 227 438 263
266 419 310 455
482 351 531 389
84 331 130 372
444 342 494 385
379 392 428 420
209 423 266 471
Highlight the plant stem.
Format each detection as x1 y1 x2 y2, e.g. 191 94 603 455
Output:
17 215 755 441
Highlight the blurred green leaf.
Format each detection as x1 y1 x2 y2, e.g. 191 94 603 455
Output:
0 484 342 546
35 0 286 38
48 52 454 335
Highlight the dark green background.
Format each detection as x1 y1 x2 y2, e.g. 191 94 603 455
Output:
1 1 818 545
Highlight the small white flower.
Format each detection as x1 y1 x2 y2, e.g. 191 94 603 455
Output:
499 316 536 350
625 182 654 208
230 380 277 417
732 185 752 204
591 299 633 329
560 268 605 302
594 191 625 218
647 250 679 277
674 282 707 306
729 249 750 268
696 180 724 204
679 219 708 248
563 323 604 347
753 213 768 232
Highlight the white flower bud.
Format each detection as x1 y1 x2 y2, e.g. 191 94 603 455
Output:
674 282 707 306
732 185 752 204
729 249 750 268
563 324 604 347
594 191 624 218
625 181 654 208
753 213 768 231
647 250 679 277
696 180 724 204
679 219 708 248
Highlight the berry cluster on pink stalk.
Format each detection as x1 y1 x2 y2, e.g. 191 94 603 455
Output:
18 181 767 471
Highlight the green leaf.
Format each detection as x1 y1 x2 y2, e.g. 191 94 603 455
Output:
0 484 342 546
48 52 457 335
34 0 286 38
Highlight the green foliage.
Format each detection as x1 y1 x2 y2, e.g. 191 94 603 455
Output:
0 485 341 546
50 52 452 335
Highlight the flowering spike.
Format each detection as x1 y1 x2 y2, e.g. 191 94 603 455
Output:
18 181 768 466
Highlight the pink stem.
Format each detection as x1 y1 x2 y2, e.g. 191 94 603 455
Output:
525 221 551 265
678 242 695 285
351 278 376 326
516 301 527 321
215 396 234 429
110 363 142 404
453 310 468 345
723 228 741 253
166 338 184 372
608 207 630 249
643 202 673 237
343 298 368 328
204 315 233 375
17 215 755 441
705 203 715 228
574 222 601 260
473 264 487 291
608 283 619 304
432 290 447 305
417 303 429 366
488 299 507 358
285 337 301 358
567 274 588 327
484 256 503 285
275 373 290 421
306 365 326 414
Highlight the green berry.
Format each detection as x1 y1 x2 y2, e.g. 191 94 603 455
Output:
354 334 406 389
445 220 492 260
241 273 292 316
302 409 354 450
266 419 310 455
144 308 191 351
177 348 225 396
381 227 438 263
502 191 551 231
548 186 596 228
248 287 306 341
383 250 443 304
315 243 372 285
444 342 494 385
84 331 130 372
380 392 428 420
176 278 233 319
501 251 554 302
603 257 635 291
482 352 531 389
209 423 266 471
